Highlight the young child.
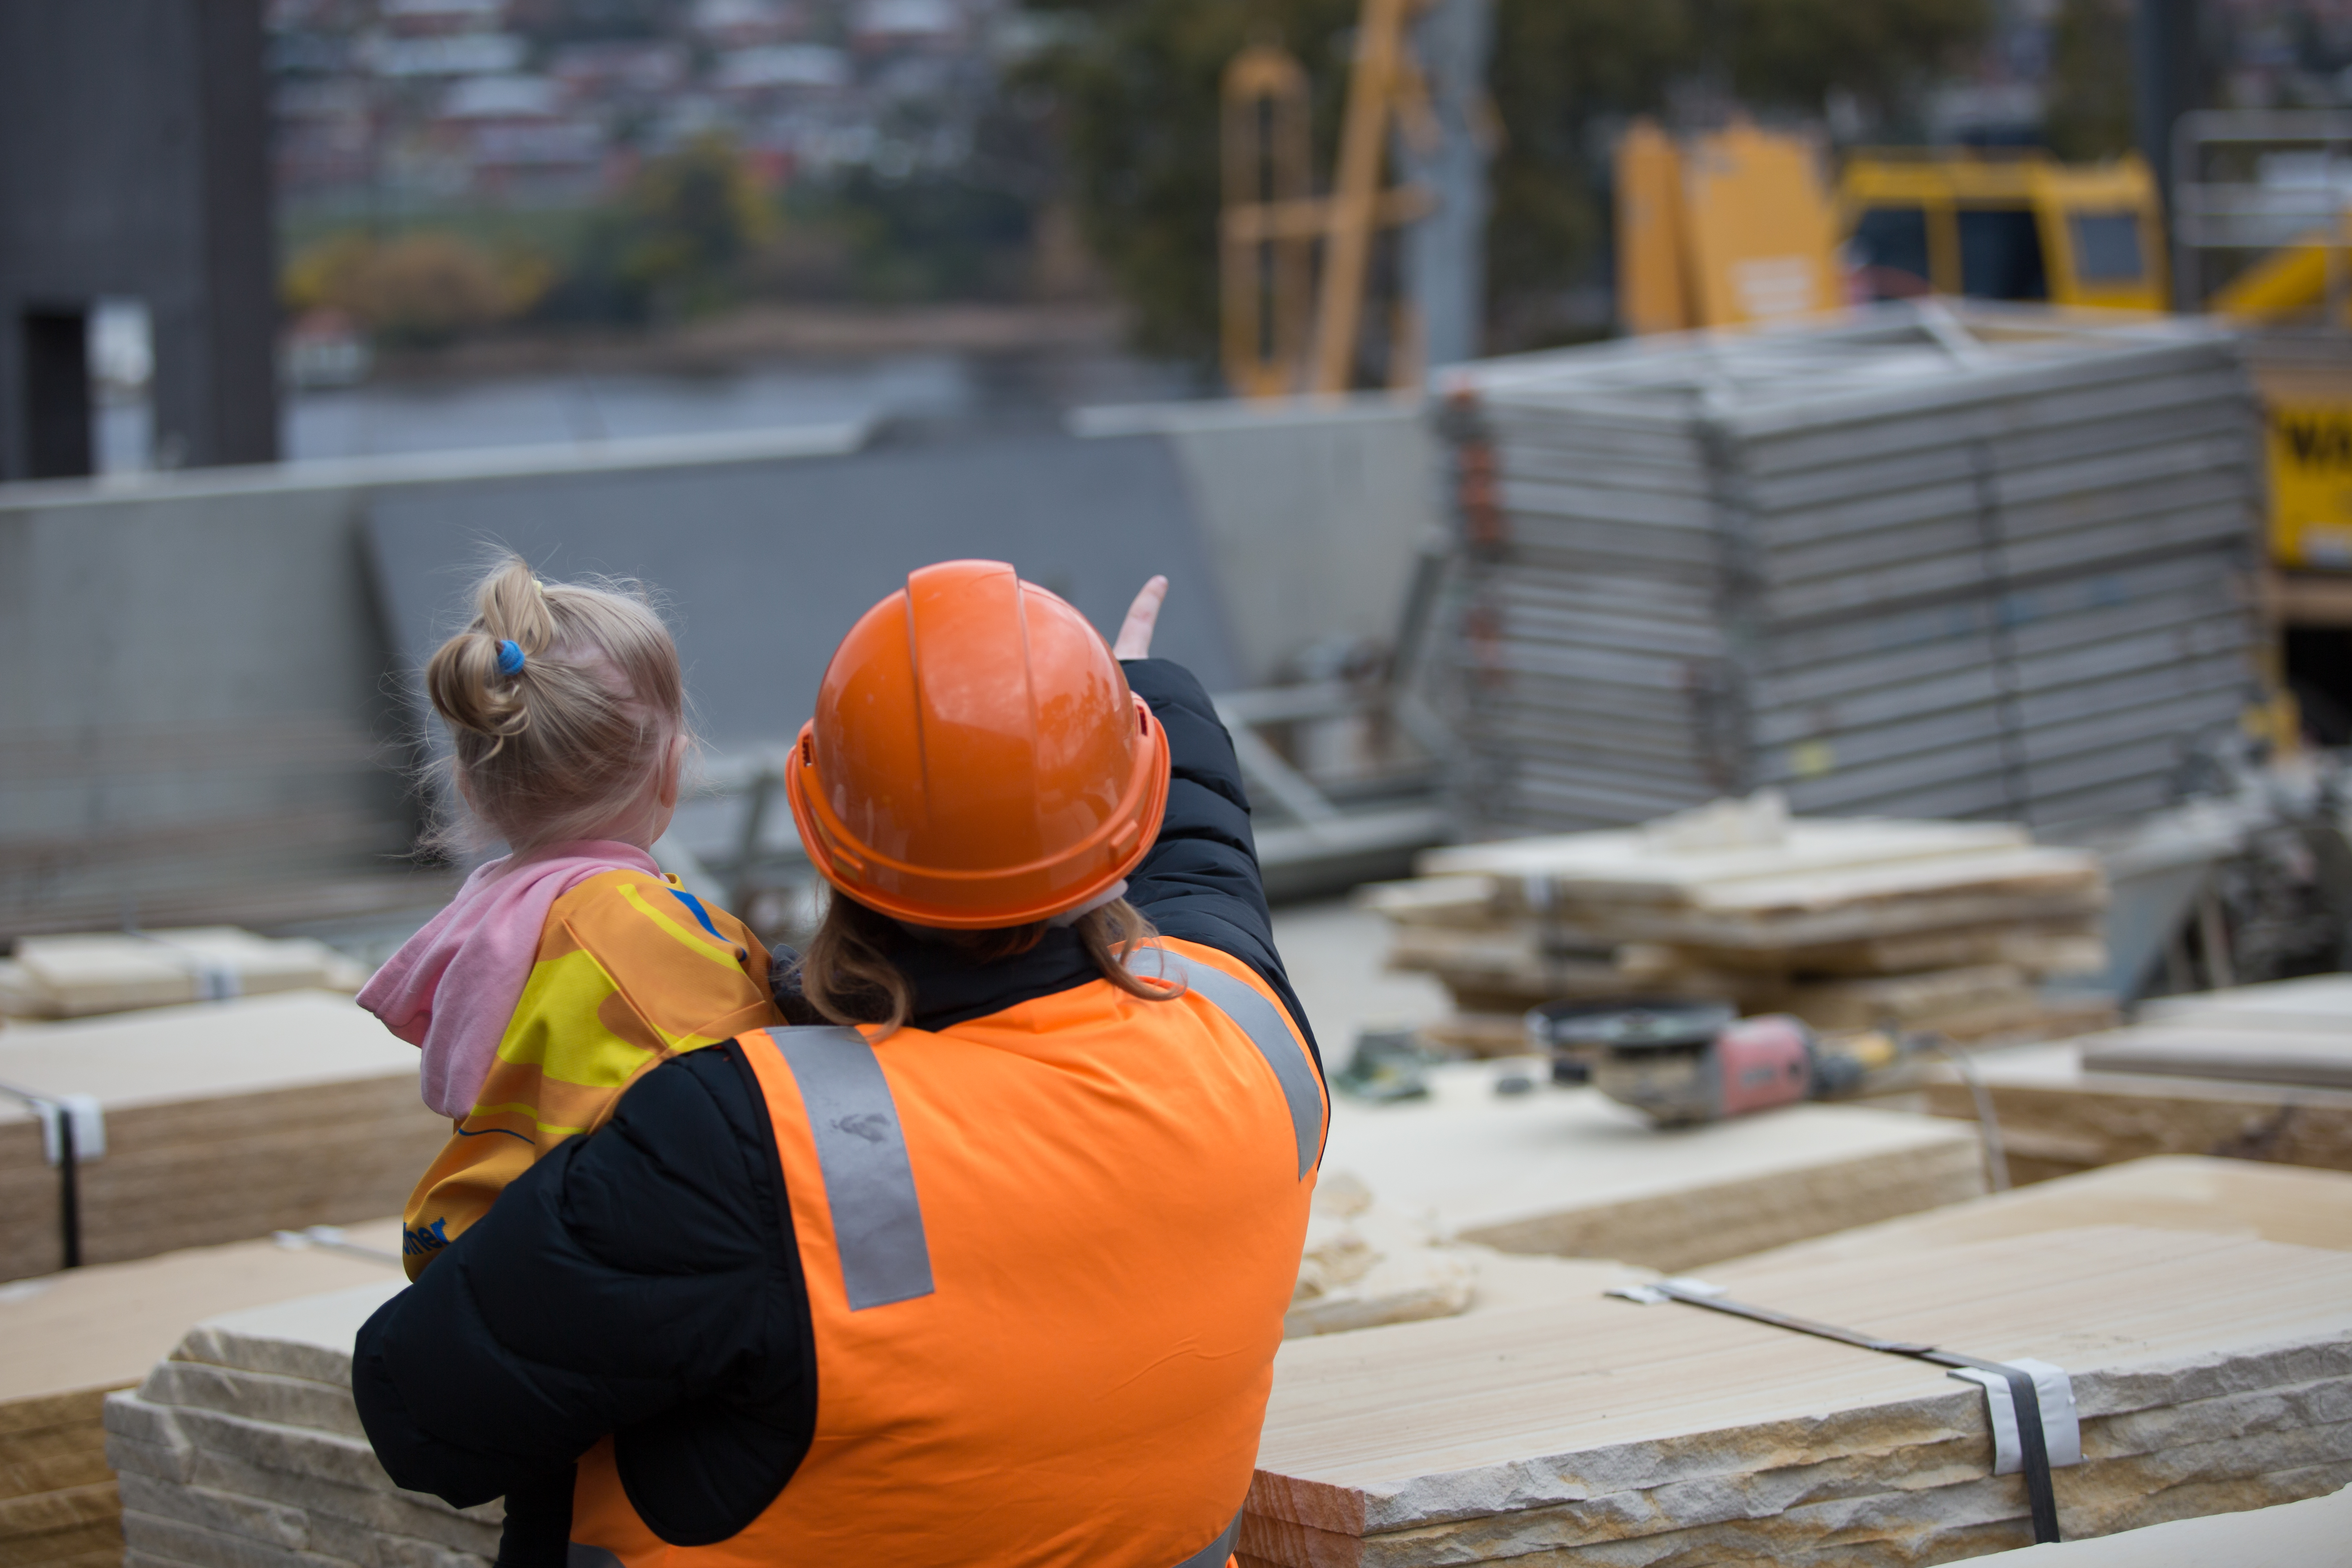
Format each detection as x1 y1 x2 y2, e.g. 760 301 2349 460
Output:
360 555 779 1281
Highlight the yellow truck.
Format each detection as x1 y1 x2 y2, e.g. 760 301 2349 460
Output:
1835 148 2168 312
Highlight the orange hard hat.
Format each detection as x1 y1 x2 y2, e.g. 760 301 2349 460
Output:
785 560 1172 929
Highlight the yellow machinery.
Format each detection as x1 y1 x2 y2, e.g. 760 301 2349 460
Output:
1615 118 1844 334
1835 149 2168 311
2204 214 2352 573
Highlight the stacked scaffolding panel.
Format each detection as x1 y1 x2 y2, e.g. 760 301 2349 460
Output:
1439 305 2267 836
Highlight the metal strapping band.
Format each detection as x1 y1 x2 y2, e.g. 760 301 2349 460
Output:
762 1026 935 1310
1610 1281 2067 1544
1129 948 1322 1179
1170 1506 1245 1568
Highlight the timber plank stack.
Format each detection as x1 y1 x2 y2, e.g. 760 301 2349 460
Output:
0 930 365 1020
1436 303 2265 838
1243 1224 2352 1566
0 1223 403 1568
0 993 448 1280
1367 794 2109 1042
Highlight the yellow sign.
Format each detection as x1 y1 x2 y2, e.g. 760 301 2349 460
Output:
2267 396 2352 570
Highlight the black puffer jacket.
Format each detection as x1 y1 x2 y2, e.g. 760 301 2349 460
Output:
352 659 1320 1554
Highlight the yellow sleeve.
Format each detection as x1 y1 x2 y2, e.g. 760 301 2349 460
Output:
400 872 779 1277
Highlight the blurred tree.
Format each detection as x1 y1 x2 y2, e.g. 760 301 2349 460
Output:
2042 0 2137 160
619 134 778 318
283 231 552 345
814 169 1038 301
1024 0 1990 363
1019 0 1360 359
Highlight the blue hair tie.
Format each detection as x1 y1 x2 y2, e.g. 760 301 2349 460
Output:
496 639 526 676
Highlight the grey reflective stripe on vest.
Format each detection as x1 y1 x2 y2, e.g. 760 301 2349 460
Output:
1172 1506 1244 1568
567 1544 623 1568
1129 948 1323 1180
761 1026 935 1310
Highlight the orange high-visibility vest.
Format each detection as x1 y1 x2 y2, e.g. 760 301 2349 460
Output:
568 936 1325 1568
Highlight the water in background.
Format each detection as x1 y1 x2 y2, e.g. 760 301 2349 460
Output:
97 355 980 471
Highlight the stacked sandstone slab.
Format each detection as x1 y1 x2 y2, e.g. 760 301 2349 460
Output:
94 1234 1628 1568
1243 1223 2352 1567
1319 1058 1988 1271
105 1283 499 1568
0 1223 404 1568
0 993 447 1280
93 1163 2352 1568
1919 975 2352 1184
1368 796 2111 1049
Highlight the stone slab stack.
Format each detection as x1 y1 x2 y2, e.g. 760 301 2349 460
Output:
1243 1225 2352 1566
105 1283 498 1568
91 1165 2352 1568
0 994 445 1280
1436 304 2265 839
1321 1058 1987 1270
1366 795 2109 1045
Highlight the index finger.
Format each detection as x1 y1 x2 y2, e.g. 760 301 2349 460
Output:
1111 575 1170 661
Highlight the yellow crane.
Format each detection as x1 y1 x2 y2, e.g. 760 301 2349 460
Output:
1219 0 1439 397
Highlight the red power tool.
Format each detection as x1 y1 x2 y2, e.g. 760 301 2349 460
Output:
1529 999 1897 1126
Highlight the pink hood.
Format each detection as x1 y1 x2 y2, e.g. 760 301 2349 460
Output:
359 840 662 1119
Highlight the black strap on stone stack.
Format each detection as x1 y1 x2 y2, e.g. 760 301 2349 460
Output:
0 1084 84 1270
1628 1281 2063 1545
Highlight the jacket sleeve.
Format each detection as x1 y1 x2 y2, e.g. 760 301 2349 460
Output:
1120 657 1321 1069
352 1046 815 1546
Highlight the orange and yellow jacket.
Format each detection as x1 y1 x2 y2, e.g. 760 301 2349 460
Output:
399 871 777 1278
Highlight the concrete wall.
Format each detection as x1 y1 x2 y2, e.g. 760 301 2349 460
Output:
0 403 1449 935
0 425 866 935
1074 395 1444 684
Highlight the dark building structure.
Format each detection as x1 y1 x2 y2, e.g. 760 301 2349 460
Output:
0 0 278 479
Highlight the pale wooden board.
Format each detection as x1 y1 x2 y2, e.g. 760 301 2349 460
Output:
2138 974 2352 1037
1721 1156 2352 1268
0 993 419 1114
1323 1061 1985 1270
1920 1042 2352 1183
1250 1228 2352 1544
0 1223 402 1406
2079 1027 2352 1091
7 931 361 1020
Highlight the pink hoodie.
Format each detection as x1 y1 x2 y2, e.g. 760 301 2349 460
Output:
359 840 663 1119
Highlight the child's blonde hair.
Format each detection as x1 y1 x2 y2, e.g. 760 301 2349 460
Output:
425 555 686 852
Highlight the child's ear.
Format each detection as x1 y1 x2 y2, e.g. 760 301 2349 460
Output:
658 733 687 810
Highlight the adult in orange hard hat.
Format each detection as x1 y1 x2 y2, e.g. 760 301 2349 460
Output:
357 566 1327 1568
